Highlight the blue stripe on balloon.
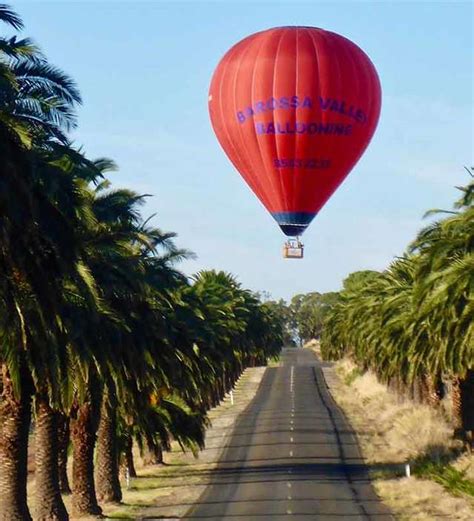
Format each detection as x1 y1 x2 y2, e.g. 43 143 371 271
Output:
271 212 317 237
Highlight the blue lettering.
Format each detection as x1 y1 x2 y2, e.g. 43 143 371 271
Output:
272 157 331 169
238 97 364 125
255 120 354 135
236 95 316 122
267 98 278 110
318 123 333 134
295 122 306 133
356 109 366 123
319 97 331 110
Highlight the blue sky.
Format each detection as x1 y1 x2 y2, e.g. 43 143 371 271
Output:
13 1 473 300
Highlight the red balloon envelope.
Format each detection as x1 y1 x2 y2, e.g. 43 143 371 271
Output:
208 26 382 237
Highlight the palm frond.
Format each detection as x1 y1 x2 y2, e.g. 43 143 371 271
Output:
0 4 23 30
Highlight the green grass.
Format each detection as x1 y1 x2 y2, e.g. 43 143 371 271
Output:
343 367 363 386
106 513 134 520
369 464 405 481
267 356 281 367
414 455 474 498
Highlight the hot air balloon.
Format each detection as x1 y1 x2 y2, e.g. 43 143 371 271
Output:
208 26 382 258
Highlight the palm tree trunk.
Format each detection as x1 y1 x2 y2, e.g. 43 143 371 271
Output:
70 402 102 517
142 439 163 465
451 376 463 430
34 394 69 521
233 367 240 386
95 389 122 503
460 370 474 450
0 363 32 521
225 371 232 393
57 413 71 494
218 377 225 401
153 444 163 465
420 373 442 407
387 375 398 395
203 388 213 411
212 383 220 407
123 433 137 478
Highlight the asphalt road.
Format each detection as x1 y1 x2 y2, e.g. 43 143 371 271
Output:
185 348 393 520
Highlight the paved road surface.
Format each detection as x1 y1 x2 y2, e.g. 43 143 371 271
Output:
185 348 393 520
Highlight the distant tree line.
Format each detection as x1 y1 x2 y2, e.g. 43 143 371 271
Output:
262 291 340 347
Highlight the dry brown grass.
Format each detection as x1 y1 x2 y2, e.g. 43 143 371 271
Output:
332 359 455 464
304 339 320 355
453 453 474 481
319 356 474 520
375 478 474 520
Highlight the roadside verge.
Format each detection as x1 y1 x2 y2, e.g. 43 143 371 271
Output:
102 366 267 520
315 349 474 520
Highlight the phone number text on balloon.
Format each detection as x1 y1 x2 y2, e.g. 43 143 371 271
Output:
273 158 331 169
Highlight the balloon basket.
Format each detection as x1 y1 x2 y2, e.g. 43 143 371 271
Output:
283 238 304 259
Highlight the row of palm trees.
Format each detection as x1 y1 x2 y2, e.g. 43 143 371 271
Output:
0 5 283 520
321 169 473 434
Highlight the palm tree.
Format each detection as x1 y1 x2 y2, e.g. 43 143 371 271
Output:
57 412 71 494
0 9 288 521
191 270 283 405
320 173 473 437
409 173 474 434
34 395 69 521
409 174 474 376
62 181 190 511
95 382 122 503
0 5 85 518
